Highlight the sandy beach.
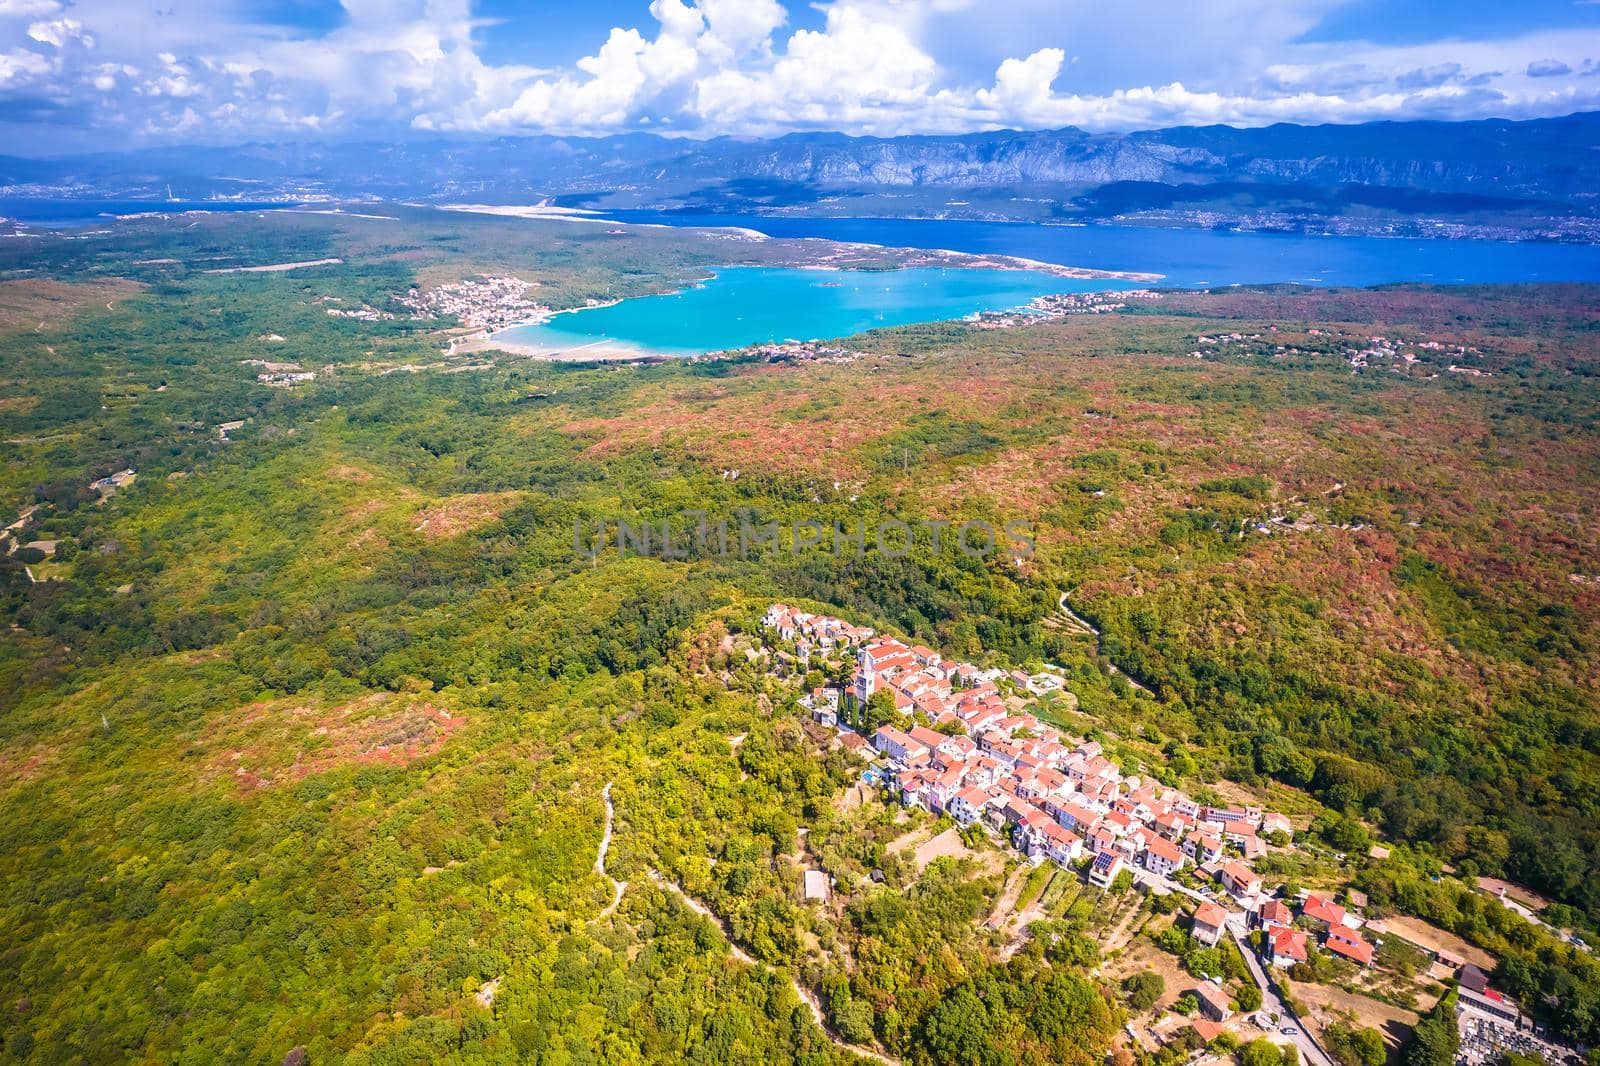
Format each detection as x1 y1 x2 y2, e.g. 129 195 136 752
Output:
438 203 614 224
449 329 673 363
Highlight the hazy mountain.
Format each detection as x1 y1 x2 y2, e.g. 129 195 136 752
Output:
4 112 1597 230
648 114 1600 200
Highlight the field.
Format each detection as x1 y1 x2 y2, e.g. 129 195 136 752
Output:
1 208 1598 1063
1288 980 1425 1063
1364 915 1496 970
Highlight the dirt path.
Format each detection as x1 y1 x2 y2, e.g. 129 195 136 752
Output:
1053 592 1099 637
649 869 754 961
1057 592 1152 694
647 869 899 1065
987 865 1028 928
596 782 627 918
999 868 1061 961
1094 894 1145 958
4 505 37 535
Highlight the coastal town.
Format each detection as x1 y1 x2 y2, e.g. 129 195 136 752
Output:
708 340 866 364
968 288 1162 329
393 274 549 330
760 603 1588 1066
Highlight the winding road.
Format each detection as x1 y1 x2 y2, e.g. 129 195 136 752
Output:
595 782 627 918
1055 592 1152 694
596 783 893 1061
646 869 899 1065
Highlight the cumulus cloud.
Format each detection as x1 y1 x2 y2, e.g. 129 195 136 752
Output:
979 48 1068 113
26 16 91 48
1396 63 1464 90
693 6 939 134
0 0 60 15
0 45 48 84
1527 58 1572 77
1 0 1599 149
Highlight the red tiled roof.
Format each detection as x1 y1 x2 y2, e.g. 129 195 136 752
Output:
1193 982 1232 1012
1259 900 1293 925
1146 836 1183 863
1325 934 1374 965
1324 928 1376 960
1222 862 1258 887
1302 893 1347 927
1042 822 1079 847
1269 927 1308 961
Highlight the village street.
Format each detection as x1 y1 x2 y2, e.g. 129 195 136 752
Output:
1125 866 1334 1066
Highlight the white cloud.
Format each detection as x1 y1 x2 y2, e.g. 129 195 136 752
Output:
0 45 48 84
2 0 1599 148
696 0 785 63
26 16 91 48
0 0 61 16
692 5 939 134
978 48 1068 115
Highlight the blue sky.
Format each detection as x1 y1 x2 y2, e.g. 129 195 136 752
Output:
2 0 1598 152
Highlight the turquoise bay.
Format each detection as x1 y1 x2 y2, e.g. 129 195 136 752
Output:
493 266 1132 358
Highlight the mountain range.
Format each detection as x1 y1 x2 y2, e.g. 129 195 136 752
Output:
4 112 1598 235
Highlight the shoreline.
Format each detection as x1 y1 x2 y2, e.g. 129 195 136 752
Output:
430 203 1161 283
436 202 617 225
452 260 1149 363
822 241 1161 283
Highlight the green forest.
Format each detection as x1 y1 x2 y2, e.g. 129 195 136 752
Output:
1 209 1598 1063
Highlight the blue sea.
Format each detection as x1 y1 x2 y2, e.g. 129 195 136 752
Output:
608 211 1600 289
496 266 1124 357
10 197 1600 358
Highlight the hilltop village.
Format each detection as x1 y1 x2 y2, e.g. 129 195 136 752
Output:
761 604 1587 1066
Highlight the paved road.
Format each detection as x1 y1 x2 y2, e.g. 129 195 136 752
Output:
1127 866 1333 1066
1480 889 1592 955
1226 916 1334 1066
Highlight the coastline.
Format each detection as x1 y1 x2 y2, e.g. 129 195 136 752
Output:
430 203 1161 283
824 241 1161 283
448 259 1148 363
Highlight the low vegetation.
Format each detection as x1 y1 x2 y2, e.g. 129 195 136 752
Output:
1 210 1598 1062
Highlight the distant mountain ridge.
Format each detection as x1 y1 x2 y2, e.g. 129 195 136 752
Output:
3 112 1598 233
672 114 1600 200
